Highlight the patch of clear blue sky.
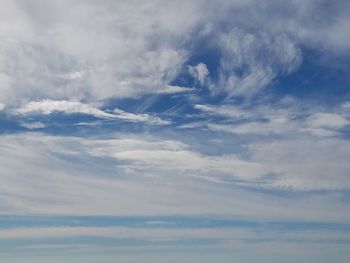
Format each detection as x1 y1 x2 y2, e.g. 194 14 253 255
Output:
267 48 350 104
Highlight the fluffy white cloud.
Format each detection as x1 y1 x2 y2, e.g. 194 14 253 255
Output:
0 0 349 105
0 0 200 105
304 112 349 137
20 121 45 129
17 100 115 118
306 113 349 129
188 63 209 85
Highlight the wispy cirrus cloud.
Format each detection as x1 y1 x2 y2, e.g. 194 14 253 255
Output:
194 103 350 137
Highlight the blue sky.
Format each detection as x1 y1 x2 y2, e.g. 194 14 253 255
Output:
0 0 350 262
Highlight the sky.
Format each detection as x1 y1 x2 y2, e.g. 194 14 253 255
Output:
0 0 350 262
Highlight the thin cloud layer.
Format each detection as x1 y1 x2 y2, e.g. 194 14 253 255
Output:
194 103 350 137
0 132 350 219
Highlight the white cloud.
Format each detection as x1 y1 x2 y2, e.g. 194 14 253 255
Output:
185 103 350 190
306 113 349 130
0 0 200 105
0 0 349 105
16 100 114 118
195 103 349 138
113 108 171 125
194 104 250 119
194 103 297 135
61 71 85 80
217 28 302 96
20 121 45 129
342 101 350 109
188 63 209 85
16 99 170 125
0 133 252 216
207 121 293 136
0 133 350 223
249 138 350 190
304 112 349 137
152 85 192 95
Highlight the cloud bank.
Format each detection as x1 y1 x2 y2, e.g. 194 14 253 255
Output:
1 0 350 107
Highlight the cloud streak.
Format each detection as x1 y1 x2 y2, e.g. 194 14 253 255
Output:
16 99 170 125
194 103 350 137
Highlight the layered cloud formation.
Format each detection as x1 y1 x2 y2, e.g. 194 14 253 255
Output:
1 1 350 263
